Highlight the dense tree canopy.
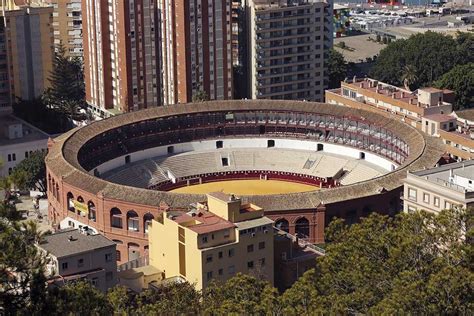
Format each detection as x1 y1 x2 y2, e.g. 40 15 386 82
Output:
12 150 47 194
42 45 86 121
327 49 348 89
370 31 473 89
434 63 474 110
1 206 471 314
283 208 473 314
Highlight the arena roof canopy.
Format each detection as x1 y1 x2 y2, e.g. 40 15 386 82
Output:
46 100 445 212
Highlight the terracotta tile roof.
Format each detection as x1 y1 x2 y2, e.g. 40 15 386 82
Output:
423 114 456 123
173 211 235 234
455 109 474 122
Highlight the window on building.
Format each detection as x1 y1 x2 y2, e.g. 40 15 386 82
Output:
206 271 213 281
206 254 213 263
247 244 254 253
106 271 113 281
202 235 208 243
407 205 417 213
221 157 229 166
423 193 430 204
228 248 235 257
216 140 223 149
25 151 28 158
247 261 254 269
258 241 265 250
7 154 11 162
408 188 417 201
105 253 112 262
77 258 84 267
223 229 230 238
259 258 266 267
91 278 98 286
12 153 15 161
62 262 68 270
445 201 452 209
434 196 440 207
125 155 131 164
218 268 223 276
218 251 223 259
228 265 235 275
116 250 121 262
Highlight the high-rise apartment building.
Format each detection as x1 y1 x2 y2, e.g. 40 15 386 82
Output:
2 5 54 103
82 0 161 117
158 0 233 104
45 0 83 58
249 0 332 101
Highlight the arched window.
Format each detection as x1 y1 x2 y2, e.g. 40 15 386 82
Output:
127 210 139 232
128 243 141 261
295 217 310 238
111 207 123 228
55 183 60 203
275 219 289 233
116 250 121 262
77 196 84 216
51 179 56 198
144 213 154 234
66 192 74 212
88 201 96 222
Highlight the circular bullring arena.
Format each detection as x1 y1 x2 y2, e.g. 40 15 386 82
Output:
46 100 444 263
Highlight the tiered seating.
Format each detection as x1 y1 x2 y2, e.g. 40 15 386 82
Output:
340 163 383 185
104 148 388 188
312 155 347 178
158 152 219 177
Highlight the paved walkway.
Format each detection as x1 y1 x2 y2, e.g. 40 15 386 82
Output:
16 196 53 233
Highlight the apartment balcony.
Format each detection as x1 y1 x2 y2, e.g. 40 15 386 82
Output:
256 33 311 43
255 12 314 23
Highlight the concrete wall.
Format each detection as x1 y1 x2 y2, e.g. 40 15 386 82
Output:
94 138 397 175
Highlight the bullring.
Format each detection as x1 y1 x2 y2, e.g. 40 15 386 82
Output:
46 100 444 263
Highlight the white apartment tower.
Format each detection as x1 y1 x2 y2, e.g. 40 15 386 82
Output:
249 0 332 101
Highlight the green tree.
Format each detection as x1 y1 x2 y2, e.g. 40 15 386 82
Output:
135 281 201 315
192 89 209 103
202 273 280 315
9 168 28 192
43 45 86 121
107 285 136 315
434 63 474 110
46 281 112 315
0 219 49 314
401 64 418 91
12 150 47 194
370 31 471 88
327 49 347 89
284 208 473 314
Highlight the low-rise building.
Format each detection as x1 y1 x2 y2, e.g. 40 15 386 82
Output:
274 229 323 292
149 192 274 290
0 115 49 177
403 160 474 214
37 228 118 292
326 77 474 161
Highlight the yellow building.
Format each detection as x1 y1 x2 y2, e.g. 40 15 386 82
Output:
149 192 274 290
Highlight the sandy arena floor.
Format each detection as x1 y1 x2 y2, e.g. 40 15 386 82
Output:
170 179 319 195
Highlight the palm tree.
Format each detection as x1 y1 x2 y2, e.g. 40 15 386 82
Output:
401 65 418 91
